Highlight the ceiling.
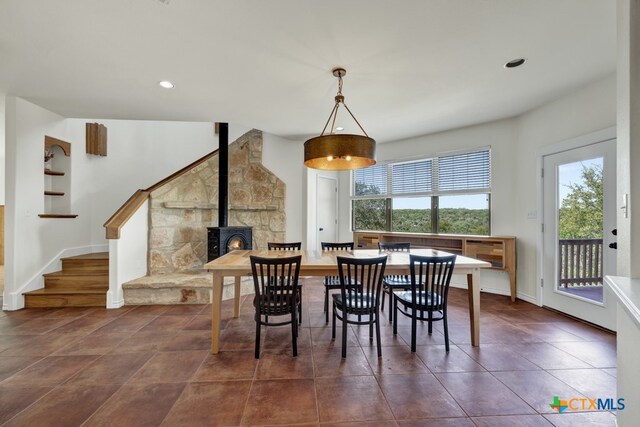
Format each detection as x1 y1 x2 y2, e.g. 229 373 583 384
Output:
0 0 616 143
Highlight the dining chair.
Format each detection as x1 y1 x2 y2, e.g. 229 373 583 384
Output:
268 241 303 323
267 242 302 250
393 254 457 352
378 241 411 323
321 241 358 324
332 255 387 358
251 254 302 359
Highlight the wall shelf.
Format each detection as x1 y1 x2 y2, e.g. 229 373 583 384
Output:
44 169 65 176
38 214 78 219
45 191 65 196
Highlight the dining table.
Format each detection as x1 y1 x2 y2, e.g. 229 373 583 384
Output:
204 248 491 354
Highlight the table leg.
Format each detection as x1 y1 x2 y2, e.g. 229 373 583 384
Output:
234 276 241 318
211 271 224 354
467 269 481 347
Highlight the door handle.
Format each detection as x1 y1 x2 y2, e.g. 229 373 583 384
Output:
319 228 324 231
609 242 617 250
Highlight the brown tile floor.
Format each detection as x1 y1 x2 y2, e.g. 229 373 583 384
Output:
0 278 618 426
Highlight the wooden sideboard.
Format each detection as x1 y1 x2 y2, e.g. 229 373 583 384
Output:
353 231 517 301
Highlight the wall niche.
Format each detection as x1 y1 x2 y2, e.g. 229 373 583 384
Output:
39 136 77 219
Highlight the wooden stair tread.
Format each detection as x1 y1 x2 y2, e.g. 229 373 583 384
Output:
44 191 65 196
44 169 65 176
24 289 106 295
62 252 109 261
44 270 108 278
38 214 78 218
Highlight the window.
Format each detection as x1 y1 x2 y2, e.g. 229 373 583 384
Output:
351 148 491 235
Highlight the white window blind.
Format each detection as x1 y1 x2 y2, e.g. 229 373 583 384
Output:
438 149 491 193
352 148 490 197
353 164 387 196
391 159 432 194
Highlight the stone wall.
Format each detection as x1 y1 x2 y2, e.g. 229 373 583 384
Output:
148 129 286 274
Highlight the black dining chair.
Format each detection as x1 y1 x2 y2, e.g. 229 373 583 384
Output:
393 254 457 352
321 242 359 323
378 242 411 323
251 255 302 359
332 255 387 358
267 242 303 323
267 242 302 251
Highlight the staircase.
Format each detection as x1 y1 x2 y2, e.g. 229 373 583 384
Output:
23 252 109 307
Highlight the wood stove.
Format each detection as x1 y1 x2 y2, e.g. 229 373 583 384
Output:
207 122 253 261
207 226 253 261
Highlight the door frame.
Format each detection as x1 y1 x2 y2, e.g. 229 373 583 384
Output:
536 127 616 307
316 175 339 251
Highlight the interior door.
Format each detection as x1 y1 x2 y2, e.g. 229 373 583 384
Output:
316 176 338 251
542 138 617 330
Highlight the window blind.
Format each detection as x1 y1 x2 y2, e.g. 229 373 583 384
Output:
438 149 491 192
391 159 432 194
353 164 387 196
352 148 490 197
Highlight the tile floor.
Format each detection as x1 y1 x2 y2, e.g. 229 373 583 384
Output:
0 278 618 426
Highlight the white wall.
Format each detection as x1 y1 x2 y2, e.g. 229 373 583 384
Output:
515 73 616 300
0 93 5 204
65 118 217 244
262 132 305 244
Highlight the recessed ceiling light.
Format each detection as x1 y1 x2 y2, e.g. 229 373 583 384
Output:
335 127 344 131
504 58 526 69
158 80 174 89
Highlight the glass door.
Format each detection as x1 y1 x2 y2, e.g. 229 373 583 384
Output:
542 139 617 330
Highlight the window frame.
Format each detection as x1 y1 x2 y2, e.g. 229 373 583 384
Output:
351 147 492 235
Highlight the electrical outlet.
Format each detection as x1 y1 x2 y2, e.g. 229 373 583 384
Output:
527 210 537 220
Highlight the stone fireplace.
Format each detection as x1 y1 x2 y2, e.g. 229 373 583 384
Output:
147 129 285 274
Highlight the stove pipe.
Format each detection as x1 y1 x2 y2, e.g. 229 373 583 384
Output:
218 122 228 227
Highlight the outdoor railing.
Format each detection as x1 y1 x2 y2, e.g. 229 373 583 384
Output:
558 238 603 287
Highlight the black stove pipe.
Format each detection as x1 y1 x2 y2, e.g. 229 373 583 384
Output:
218 122 229 228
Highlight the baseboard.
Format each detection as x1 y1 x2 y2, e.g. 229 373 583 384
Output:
450 281 538 305
5 244 108 311
106 290 125 309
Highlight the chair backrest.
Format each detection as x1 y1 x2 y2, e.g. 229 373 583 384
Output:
251 255 302 313
268 242 302 251
409 254 456 310
336 255 387 311
321 242 354 251
378 242 410 252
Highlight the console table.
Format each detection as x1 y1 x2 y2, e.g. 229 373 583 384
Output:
354 232 517 301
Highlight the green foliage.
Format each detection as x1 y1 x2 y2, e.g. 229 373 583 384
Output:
392 209 431 233
558 163 603 239
353 199 386 231
437 209 489 235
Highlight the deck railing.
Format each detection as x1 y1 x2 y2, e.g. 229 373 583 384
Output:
558 238 603 287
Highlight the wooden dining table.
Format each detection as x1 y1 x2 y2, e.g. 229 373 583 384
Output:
204 248 491 354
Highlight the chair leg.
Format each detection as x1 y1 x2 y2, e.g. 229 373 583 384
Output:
393 297 398 335
324 288 329 324
411 309 417 353
341 311 348 358
381 286 386 311
255 316 261 359
291 313 298 357
388 288 393 323
443 308 450 352
428 310 433 334
332 303 337 340
375 311 382 358
298 287 303 325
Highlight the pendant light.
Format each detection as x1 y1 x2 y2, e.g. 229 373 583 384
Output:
304 67 376 170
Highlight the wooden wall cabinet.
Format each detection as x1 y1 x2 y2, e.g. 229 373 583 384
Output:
353 231 517 301
86 123 107 156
